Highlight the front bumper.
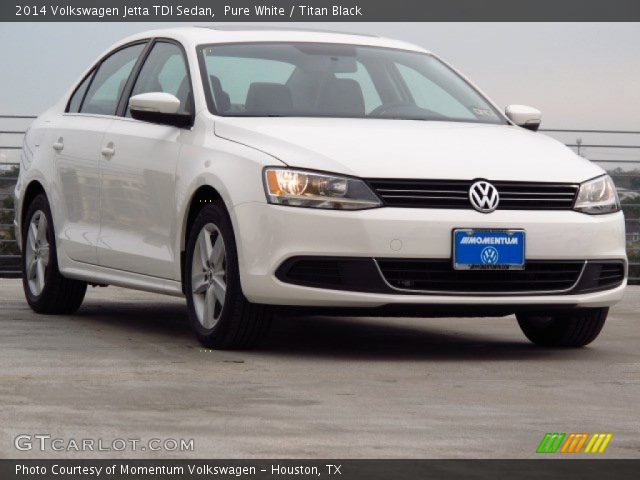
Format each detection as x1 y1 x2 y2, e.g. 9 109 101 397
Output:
232 203 627 308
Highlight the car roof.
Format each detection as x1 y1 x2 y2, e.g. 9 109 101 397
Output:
111 26 431 54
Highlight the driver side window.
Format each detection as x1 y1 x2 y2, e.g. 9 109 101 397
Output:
127 41 193 116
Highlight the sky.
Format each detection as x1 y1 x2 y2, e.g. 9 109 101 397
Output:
0 22 639 131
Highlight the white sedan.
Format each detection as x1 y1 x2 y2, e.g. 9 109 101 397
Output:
14 27 626 348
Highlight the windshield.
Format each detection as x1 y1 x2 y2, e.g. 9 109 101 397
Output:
197 42 505 124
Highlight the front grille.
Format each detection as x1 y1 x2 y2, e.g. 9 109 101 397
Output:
376 259 585 293
276 257 625 296
285 258 342 286
275 257 389 293
574 261 626 293
366 179 579 210
597 262 626 288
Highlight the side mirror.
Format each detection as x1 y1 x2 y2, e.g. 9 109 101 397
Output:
505 105 542 131
129 92 193 128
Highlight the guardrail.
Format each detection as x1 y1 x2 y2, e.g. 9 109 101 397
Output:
1 116 639 283
0 115 34 277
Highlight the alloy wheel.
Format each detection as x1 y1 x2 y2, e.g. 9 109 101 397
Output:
25 210 50 296
191 223 227 329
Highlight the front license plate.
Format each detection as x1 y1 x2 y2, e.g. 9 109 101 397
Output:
453 229 525 270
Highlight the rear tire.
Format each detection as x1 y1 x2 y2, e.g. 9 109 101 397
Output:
22 193 87 314
516 308 608 347
184 201 272 349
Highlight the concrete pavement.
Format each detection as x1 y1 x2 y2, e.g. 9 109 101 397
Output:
0 279 638 458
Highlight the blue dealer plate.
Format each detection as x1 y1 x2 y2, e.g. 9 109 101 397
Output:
453 229 525 270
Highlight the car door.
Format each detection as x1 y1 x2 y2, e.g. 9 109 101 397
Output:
53 42 146 265
97 40 193 279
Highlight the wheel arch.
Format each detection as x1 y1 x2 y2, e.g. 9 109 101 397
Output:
180 185 227 293
20 180 47 233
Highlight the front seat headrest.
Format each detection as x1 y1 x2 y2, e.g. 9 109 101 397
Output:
245 83 293 115
209 75 231 113
316 78 365 116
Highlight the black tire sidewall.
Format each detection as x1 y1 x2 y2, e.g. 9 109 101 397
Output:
22 194 60 308
517 308 608 347
184 202 241 345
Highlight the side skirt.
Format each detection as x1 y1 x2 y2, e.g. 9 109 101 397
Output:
59 258 184 298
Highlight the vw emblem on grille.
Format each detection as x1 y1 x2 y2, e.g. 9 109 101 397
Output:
469 180 500 213
481 246 499 264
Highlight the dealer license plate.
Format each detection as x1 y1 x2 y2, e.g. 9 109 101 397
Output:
453 229 525 270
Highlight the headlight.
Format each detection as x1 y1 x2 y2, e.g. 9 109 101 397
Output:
574 175 620 214
263 168 381 210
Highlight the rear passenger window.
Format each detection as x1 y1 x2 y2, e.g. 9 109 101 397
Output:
127 42 192 116
67 71 94 113
80 43 145 116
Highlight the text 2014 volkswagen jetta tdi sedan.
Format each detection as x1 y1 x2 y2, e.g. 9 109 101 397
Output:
14 27 626 349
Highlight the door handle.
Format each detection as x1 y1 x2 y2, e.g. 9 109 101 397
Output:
101 142 115 159
52 137 64 152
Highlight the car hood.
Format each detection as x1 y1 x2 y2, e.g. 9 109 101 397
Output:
214 117 603 183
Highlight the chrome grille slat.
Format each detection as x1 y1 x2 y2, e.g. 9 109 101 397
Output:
376 189 468 194
382 195 468 200
376 259 586 294
500 198 572 202
496 192 576 196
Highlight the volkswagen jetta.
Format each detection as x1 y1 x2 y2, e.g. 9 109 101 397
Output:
14 27 627 349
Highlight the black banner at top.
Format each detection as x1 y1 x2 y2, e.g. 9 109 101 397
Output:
4 0 640 22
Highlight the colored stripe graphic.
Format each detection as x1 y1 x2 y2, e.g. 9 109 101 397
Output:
536 433 566 453
560 433 589 453
584 433 613 454
537 433 613 454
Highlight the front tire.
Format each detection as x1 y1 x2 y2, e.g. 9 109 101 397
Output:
22 193 87 314
185 201 272 349
516 308 608 348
